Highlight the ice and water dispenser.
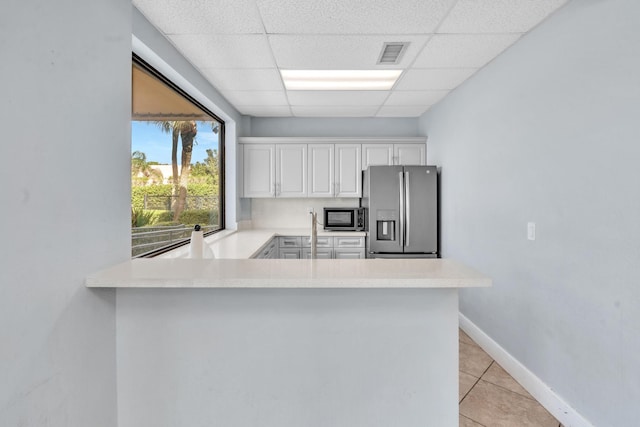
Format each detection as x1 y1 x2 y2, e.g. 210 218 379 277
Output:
375 210 397 242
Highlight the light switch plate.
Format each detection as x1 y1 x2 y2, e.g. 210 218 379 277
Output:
527 222 536 241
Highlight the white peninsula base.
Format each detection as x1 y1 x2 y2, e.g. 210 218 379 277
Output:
117 288 458 427
87 258 490 427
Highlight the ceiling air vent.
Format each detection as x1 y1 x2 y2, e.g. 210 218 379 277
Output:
377 42 408 65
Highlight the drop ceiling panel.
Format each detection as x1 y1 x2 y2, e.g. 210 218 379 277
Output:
292 106 380 117
413 34 521 68
438 0 569 34
269 35 429 70
133 0 265 34
394 68 477 91
377 106 430 117
236 106 293 117
134 0 570 118
256 0 457 34
200 68 284 91
384 90 449 106
168 35 276 69
222 91 289 106
287 91 390 106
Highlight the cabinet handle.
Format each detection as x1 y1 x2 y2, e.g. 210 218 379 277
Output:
335 182 340 197
271 184 276 196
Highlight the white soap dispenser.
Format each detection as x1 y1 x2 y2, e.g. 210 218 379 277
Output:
189 224 203 259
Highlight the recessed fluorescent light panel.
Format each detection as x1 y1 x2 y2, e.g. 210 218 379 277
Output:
281 70 403 91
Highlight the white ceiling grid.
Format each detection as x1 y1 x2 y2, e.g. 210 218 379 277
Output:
133 0 570 118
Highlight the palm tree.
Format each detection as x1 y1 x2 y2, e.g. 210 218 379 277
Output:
154 120 197 221
131 150 163 186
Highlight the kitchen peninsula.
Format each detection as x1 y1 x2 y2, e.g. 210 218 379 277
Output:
87 230 490 427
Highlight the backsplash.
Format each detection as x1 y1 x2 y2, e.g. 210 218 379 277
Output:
250 198 360 229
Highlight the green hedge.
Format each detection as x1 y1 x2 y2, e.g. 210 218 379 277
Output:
132 183 217 210
178 209 219 226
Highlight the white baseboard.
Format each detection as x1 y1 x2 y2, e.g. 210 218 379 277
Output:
459 313 594 427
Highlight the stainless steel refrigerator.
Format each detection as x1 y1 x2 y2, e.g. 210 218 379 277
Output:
362 165 438 258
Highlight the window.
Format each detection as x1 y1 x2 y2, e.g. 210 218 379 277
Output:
131 55 224 257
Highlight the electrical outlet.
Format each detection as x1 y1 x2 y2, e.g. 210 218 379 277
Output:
527 222 536 241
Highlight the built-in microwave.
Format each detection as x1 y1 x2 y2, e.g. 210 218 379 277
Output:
323 207 366 231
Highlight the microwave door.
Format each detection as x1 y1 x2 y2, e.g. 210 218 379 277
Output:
368 166 403 254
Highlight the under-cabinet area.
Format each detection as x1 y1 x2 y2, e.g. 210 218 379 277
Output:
240 137 426 199
253 235 366 259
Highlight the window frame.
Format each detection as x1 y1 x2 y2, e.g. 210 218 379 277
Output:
132 54 225 258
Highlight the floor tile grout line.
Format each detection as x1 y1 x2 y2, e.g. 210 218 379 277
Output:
459 360 494 404
460 414 488 427
478 375 538 402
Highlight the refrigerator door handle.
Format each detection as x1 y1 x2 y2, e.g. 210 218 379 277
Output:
405 171 410 247
398 171 404 247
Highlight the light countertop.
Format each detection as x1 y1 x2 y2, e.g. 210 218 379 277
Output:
87 228 490 289
161 228 367 260
86 258 491 289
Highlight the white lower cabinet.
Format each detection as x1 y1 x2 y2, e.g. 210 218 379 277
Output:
302 248 333 259
279 248 302 259
334 248 366 259
275 235 365 259
253 238 278 259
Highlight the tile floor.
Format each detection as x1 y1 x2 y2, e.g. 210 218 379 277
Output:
458 329 563 427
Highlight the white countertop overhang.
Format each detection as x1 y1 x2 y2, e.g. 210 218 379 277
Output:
86 258 491 289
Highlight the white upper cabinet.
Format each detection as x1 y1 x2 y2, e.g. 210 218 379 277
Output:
362 144 394 169
243 144 275 198
308 144 335 198
242 143 307 198
276 144 307 197
240 138 425 198
335 144 361 197
394 143 425 166
308 144 361 198
362 143 426 169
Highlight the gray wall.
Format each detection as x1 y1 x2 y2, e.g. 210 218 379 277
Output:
249 117 420 137
419 0 640 425
0 0 131 425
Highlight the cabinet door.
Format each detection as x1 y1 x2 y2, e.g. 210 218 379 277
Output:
279 236 302 248
362 144 393 170
335 144 362 197
279 248 302 259
334 236 365 248
302 248 333 259
334 248 366 259
394 143 425 166
308 144 334 198
243 144 275 198
276 144 307 197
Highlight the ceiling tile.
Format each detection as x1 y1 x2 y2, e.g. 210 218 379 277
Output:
377 106 430 117
223 91 289 106
201 69 284 91
413 34 521 68
394 68 477 91
236 106 293 117
291 106 380 117
256 0 456 34
269 35 429 70
385 90 449 106
133 0 264 34
168 35 276 69
437 0 569 34
287 91 390 106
